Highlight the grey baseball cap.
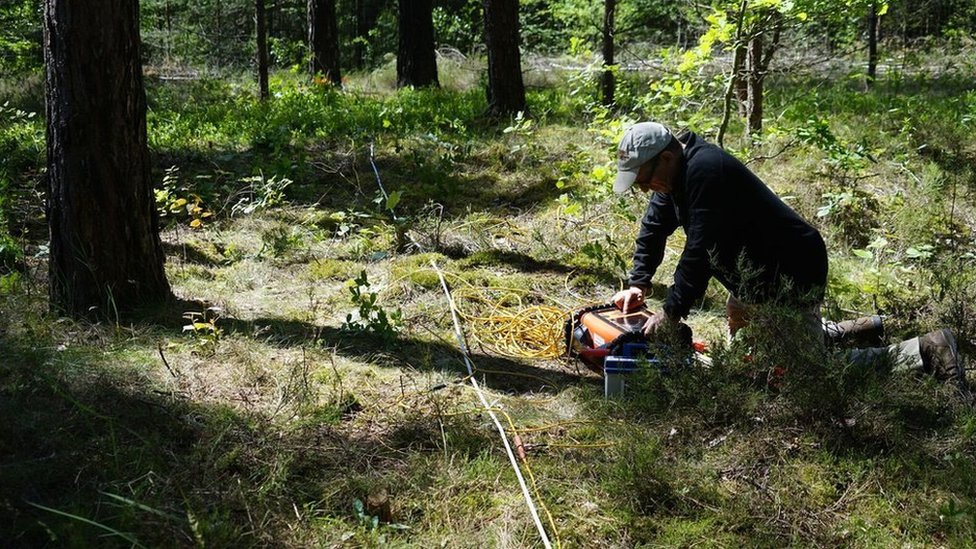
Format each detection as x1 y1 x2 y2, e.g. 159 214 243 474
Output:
613 122 672 193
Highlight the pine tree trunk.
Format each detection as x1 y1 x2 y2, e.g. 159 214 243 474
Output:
43 0 171 316
256 0 270 100
867 2 878 87
483 0 526 116
397 0 439 88
600 0 616 107
308 0 341 85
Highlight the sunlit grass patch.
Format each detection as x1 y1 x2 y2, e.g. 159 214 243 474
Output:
307 257 361 281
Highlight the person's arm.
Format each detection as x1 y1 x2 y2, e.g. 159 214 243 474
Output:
628 191 679 290
662 160 729 320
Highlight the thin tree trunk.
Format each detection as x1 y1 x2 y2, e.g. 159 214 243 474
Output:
746 33 763 137
750 13 781 139
308 0 341 85
355 0 367 68
164 0 172 64
256 0 270 100
483 0 526 116
354 0 381 69
397 0 439 88
734 44 747 116
867 2 878 87
717 0 748 148
44 0 171 316
600 0 616 107
215 0 222 68
267 0 274 38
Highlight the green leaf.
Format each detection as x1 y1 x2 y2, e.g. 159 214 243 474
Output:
853 249 873 260
386 191 401 211
867 237 888 250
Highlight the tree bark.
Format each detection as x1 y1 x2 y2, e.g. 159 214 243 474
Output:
717 0 748 148
600 0 616 107
256 0 270 100
745 34 763 137
483 0 526 116
397 0 439 88
867 2 878 87
308 0 341 85
215 0 223 68
355 0 382 69
43 0 171 316
733 43 747 116
744 12 781 139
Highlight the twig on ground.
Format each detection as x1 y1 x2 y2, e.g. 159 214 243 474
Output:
157 343 178 378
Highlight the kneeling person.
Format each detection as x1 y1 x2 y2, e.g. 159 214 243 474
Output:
610 121 966 390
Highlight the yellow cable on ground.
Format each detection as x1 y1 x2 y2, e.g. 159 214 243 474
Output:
447 283 571 360
494 407 563 549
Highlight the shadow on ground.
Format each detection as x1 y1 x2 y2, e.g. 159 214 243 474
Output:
0 331 496 547
137 298 592 396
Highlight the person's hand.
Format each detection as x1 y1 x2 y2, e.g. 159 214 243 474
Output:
642 309 675 336
612 287 645 312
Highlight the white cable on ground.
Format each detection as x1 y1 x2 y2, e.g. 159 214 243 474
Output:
431 258 554 549
369 142 553 547
369 142 401 222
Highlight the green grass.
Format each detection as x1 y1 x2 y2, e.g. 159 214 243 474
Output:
2 51 976 547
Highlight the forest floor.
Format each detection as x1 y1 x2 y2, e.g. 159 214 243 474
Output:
2 51 976 547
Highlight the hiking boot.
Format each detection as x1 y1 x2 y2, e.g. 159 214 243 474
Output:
919 328 968 392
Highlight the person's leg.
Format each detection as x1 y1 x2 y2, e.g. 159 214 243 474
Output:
846 339 920 373
846 329 966 391
801 302 826 349
728 294 824 345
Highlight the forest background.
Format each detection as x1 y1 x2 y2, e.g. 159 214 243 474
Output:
2 0 976 546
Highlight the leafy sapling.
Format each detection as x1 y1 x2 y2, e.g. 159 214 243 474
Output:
342 270 402 342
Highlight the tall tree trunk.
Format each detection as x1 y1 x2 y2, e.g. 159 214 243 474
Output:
744 12 781 140
718 0 748 148
256 0 270 100
355 0 381 69
867 2 878 87
483 0 526 116
733 43 748 116
164 0 172 63
397 0 438 88
43 0 171 316
308 0 341 85
745 33 763 137
600 0 616 107
267 0 274 39
215 0 223 68
355 0 367 68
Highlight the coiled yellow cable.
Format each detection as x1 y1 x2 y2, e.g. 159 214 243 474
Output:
450 285 569 359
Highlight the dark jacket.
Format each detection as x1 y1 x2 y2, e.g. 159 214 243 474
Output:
629 132 827 319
